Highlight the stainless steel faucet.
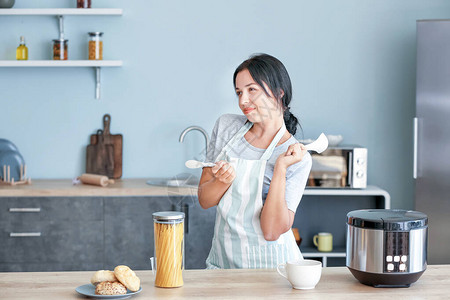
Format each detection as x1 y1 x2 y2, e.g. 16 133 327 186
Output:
179 126 210 154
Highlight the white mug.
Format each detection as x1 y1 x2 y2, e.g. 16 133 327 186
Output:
277 259 322 289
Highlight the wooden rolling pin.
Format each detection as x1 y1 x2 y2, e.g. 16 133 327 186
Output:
79 173 115 187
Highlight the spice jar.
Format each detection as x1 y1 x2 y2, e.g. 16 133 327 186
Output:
88 32 103 60
77 0 91 8
153 211 185 288
53 39 68 60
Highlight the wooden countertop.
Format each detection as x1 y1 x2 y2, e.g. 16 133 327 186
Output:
0 265 448 299
0 179 390 199
0 179 198 197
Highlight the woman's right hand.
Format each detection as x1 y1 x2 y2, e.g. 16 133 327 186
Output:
198 160 235 209
211 160 236 185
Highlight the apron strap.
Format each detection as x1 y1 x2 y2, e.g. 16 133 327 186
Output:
217 121 287 162
217 121 253 161
260 123 286 161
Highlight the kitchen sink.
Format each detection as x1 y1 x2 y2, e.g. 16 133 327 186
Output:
146 175 199 188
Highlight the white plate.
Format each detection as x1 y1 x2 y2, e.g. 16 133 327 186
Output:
75 284 142 299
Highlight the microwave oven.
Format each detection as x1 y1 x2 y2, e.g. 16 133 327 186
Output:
307 146 367 189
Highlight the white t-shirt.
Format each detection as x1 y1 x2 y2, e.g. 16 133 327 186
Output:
205 114 312 213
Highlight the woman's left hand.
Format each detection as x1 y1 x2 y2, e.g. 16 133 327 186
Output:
275 143 307 170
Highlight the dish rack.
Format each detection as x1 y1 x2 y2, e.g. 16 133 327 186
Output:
0 164 31 186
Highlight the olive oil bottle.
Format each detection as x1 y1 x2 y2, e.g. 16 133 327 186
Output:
16 36 28 60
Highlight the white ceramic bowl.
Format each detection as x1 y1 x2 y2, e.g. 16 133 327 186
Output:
277 259 322 289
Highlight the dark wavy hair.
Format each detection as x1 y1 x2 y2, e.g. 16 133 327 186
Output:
233 53 301 136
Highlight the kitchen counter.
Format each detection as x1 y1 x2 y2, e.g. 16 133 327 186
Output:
0 265 448 299
0 178 197 197
0 179 389 200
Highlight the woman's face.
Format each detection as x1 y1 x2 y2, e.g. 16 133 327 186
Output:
235 69 283 124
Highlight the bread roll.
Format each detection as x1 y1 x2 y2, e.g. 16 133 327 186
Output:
90 270 118 286
114 265 140 292
95 281 127 295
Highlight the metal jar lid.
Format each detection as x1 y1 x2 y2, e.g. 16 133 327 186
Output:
88 32 104 37
153 211 185 221
347 209 428 231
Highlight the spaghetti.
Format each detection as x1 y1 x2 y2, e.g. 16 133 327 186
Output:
154 220 184 287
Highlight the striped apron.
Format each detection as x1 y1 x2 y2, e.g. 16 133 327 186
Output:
205 121 302 269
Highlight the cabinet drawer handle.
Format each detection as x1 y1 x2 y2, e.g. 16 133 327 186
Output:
9 208 41 213
9 232 42 237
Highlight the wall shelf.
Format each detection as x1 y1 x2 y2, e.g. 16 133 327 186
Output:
0 60 122 99
301 246 346 267
0 8 123 16
0 8 123 99
0 60 122 67
304 185 391 208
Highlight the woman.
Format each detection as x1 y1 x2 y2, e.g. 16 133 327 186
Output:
198 53 312 269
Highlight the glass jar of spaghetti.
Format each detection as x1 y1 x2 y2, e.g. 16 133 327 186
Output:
152 211 185 288
88 32 103 60
53 39 68 60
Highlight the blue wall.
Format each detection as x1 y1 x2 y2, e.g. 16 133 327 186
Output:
1 1 450 209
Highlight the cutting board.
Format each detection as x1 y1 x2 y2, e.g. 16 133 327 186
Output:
86 130 115 178
90 114 123 179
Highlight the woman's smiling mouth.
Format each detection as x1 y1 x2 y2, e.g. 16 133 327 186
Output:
243 107 255 114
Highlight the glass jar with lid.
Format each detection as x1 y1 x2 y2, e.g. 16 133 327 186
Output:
152 211 185 288
53 39 68 60
88 32 103 60
77 0 91 8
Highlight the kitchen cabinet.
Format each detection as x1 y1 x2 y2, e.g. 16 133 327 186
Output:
0 8 123 99
0 183 389 271
0 197 104 271
0 195 176 272
0 195 216 271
